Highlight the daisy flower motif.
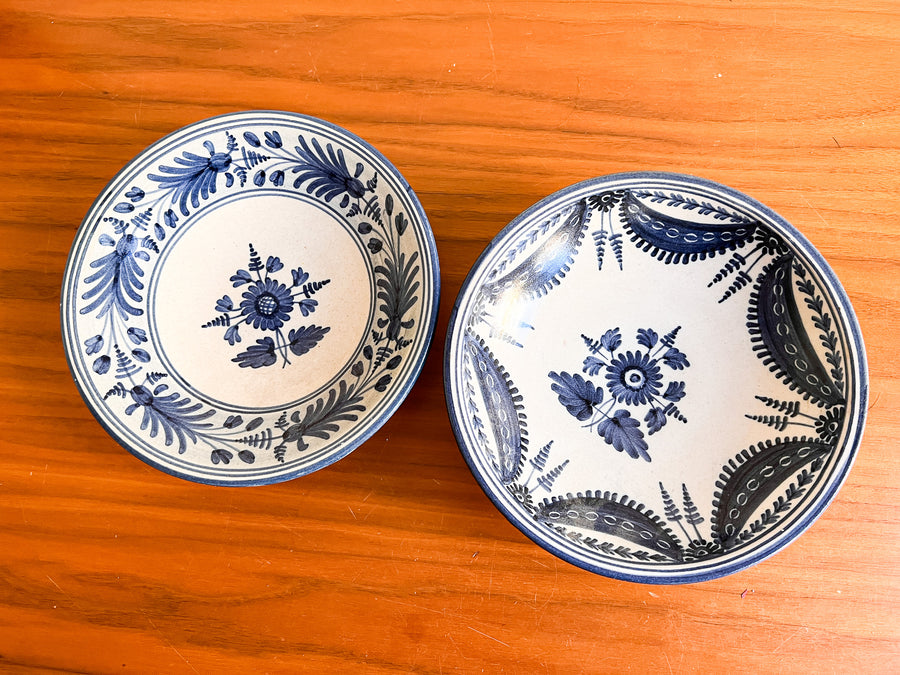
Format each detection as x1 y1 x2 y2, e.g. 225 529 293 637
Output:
202 243 332 368
549 326 690 461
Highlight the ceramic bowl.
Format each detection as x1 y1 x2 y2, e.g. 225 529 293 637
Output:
444 172 866 583
62 111 439 485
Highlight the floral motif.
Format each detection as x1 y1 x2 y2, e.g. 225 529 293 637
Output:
149 135 240 216
605 351 662 406
549 326 689 461
240 277 294 330
815 407 844 444
202 243 331 369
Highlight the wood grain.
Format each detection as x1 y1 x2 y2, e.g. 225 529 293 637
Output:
1 1 898 672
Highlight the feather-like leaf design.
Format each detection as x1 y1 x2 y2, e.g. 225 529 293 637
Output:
375 251 420 343
124 385 216 454
711 436 831 547
79 234 146 319
464 331 527 483
481 198 590 301
281 380 366 452
148 138 235 216
747 255 844 406
535 491 683 560
618 191 758 264
291 136 366 201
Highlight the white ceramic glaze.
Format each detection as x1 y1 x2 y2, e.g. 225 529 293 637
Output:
62 111 439 485
445 173 866 583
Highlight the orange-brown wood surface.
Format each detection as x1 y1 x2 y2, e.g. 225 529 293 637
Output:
1 1 898 672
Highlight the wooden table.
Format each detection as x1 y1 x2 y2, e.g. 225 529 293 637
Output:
2 1 898 672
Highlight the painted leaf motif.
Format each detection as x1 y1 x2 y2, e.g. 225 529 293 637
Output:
374 251 420 343
465 332 527 484
232 337 278 369
223 325 240 345
663 381 686 402
148 141 233 216
291 136 366 201
125 385 215 454
549 371 602 421
644 407 667 434
711 436 831 547
282 380 365 451
535 491 683 560
662 347 690 370
288 325 330 356
619 191 757 264
636 328 658 349
600 328 621 352
597 410 649 461
748 255 844 406
582 356 604 376
79 234 146 319
481 199 590 301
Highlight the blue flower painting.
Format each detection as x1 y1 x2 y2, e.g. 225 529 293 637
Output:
549 326 689 461
202 243 331 368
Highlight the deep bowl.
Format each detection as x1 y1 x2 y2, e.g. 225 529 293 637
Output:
445 172 866 583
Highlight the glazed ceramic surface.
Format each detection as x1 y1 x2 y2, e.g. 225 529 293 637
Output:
445 173 866 583
62 111 439 485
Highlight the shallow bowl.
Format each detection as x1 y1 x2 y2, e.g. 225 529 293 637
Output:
62 111 439 485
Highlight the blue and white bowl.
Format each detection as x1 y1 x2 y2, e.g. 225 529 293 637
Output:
445 172 866 583
62 111 439 485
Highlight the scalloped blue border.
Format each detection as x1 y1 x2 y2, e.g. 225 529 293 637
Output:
61 110 440 486
444 171 868 584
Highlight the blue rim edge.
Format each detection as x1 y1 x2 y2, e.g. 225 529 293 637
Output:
443 170 868 584
60 110 441 487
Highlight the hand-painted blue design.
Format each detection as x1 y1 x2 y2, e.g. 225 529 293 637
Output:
202 243 331 369
548 372 602 421
711 437 831 547
657 482 721 561
376 251 421 345
103 372 276 465
619 191 758 264
463 331 528 483
505 440 571 511
253 133 418 459
550 326 689 461
481 199 590 302
605 352 662 405
587 190 625 271
80 233 150 320
123 382 216 454
77 124 424 468
748 254 844 406
291 136 368 200
473 200 590 347
506 406 841 564
535 491 684 562
279 380 366 453
708 229 788 303
746 395 846 445
629 189 755 223
149 134 239 216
